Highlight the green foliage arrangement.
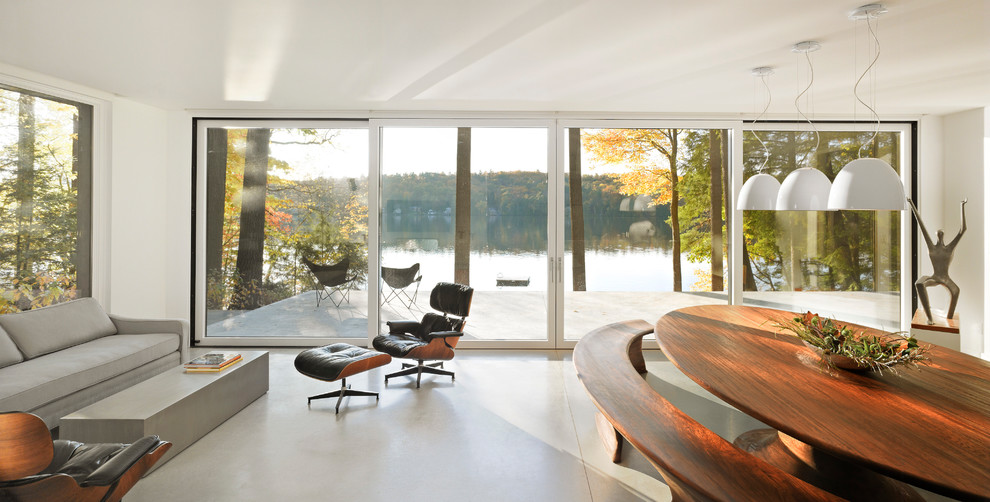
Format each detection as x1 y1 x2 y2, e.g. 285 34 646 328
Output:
775 311 931 373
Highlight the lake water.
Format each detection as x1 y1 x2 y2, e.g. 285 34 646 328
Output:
381 213 713 292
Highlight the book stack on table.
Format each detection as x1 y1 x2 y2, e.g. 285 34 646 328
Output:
184 352 242 372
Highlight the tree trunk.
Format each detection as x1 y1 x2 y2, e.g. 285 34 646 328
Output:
742 239 758 291
708 130 724 291
205 129 228 292
231 128 271 310
15 94 36 275
454 128 471 285
568 128 587 291
668 129 681 292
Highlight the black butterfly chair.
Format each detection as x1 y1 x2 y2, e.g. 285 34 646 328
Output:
373 282 473 388
302 257 355 307
381 263 422 308
0 411 170 502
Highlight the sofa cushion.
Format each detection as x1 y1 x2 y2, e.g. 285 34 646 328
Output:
0 298 117 359
0 325 24 369
0 333 178 414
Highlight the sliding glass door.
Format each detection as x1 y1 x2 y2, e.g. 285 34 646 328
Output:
557 123 731 344
192 118 911 347
377 122 552 346
195 120 370 345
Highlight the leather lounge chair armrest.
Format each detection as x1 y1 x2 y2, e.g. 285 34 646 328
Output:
387 320 422 334
422 330 463 342
80 436 162 487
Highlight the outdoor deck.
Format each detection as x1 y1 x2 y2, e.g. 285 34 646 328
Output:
205 288 900 342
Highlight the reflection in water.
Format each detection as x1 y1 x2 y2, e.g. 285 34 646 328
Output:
384 213 675 254
382 211 706 292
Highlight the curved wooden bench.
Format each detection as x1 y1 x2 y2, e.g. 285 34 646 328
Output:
573 320 844 502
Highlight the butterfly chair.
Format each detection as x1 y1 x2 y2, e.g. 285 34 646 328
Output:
0 412 170 502
381 263 422 308
302 257 356 307
372 282 473 388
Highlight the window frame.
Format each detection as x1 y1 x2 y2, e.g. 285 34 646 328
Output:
0 76 108 308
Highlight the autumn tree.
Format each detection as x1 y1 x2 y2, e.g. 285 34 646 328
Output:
230 128 271 310
205 128 227 297
583 128 684 291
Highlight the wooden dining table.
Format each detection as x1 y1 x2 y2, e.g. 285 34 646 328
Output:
654 305 990 502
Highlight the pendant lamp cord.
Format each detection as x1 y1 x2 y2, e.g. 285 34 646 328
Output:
795 50 820 166
855 12 882 158
751 72 772 173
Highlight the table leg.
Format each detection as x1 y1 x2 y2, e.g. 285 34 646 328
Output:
734 429 924 502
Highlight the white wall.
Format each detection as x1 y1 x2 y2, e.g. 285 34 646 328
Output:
165 111 193 320
940 108 985 356
917 116 948 310
109 99 171 317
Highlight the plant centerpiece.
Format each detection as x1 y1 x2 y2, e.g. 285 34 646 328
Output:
775 312 931 373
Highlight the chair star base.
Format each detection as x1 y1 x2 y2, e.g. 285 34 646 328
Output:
385 360 454 388
307 378 379 414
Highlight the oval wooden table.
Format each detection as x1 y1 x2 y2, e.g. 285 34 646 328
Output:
655 305 990 502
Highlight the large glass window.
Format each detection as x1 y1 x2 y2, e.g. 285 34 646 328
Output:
562 127 729 341
201 125 369 339
740 127 904 329
191 119 912 346
0 85 92 312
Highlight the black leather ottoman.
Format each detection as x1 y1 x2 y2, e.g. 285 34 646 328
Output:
294 343 392 413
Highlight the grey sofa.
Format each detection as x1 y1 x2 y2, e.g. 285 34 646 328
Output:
0 297 188 428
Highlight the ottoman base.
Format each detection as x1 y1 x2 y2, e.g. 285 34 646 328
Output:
295 343 392 414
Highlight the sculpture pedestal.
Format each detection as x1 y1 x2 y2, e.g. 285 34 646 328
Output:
910 309 960 350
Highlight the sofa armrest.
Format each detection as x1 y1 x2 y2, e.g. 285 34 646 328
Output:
108 315 190 362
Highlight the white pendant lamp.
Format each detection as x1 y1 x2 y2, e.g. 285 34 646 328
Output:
738 173 781 210
737 67 779 210
827 157 906 210
776 167 832 210
828 3 907 211
775 41 831 211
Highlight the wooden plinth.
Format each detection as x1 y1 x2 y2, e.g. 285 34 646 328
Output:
911 309 959 333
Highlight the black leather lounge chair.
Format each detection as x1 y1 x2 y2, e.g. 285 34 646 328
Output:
373 282 473 388
0 411 170 502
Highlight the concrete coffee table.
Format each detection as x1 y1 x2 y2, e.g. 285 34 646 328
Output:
61 351 268 471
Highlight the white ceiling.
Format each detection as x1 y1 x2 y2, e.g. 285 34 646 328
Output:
1 0 987 116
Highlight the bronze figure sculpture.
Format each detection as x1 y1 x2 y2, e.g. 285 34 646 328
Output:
908 198 967 325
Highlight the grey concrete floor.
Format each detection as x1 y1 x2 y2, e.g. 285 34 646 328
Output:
125 347 759 502
125 346 952 502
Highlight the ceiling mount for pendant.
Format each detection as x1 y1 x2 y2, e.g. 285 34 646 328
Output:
791 41 821 54
751 66 775 77
849 3 887 20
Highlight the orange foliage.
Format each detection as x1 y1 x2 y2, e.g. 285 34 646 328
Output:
582 129 679 205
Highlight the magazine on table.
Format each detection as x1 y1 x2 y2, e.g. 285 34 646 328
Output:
184 352 241 370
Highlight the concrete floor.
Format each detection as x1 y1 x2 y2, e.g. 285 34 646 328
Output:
125 346 953 502
125 348 760 502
